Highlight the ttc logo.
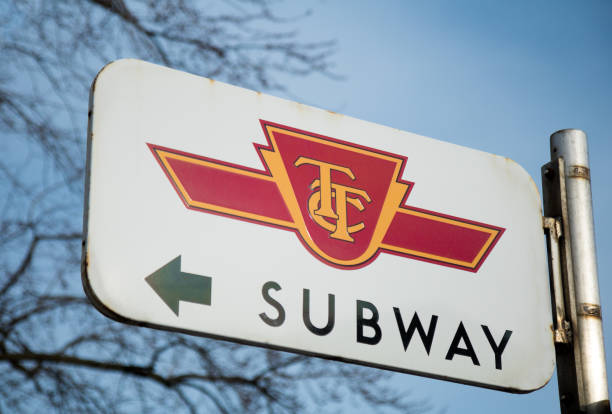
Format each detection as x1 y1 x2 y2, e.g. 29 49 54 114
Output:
297 157 370 243
149 121 503 271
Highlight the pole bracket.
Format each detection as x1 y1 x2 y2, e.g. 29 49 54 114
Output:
543 216 572 344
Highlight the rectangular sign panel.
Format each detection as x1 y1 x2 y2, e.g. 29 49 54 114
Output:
83 59 554 392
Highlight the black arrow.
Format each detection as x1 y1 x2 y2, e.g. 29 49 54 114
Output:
145 255 211 316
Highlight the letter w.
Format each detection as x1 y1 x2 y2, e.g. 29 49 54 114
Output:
393 308 438 355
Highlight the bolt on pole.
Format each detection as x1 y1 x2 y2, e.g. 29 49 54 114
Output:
549 129 610 413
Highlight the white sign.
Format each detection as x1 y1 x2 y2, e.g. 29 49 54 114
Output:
83 59 554 392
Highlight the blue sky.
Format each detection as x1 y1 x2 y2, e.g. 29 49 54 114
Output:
270 1 612 413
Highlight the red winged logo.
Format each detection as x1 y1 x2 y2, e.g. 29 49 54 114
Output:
149 120 504 271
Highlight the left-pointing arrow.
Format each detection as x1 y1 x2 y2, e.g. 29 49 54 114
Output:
145 255 212 316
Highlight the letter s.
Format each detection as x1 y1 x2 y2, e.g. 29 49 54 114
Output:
259 281 285 327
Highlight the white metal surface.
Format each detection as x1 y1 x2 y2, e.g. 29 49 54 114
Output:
83 59 554 392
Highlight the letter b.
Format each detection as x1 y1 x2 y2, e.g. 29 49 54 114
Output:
356 300 382 345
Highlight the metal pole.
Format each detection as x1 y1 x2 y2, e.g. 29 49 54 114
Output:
551 129 610 413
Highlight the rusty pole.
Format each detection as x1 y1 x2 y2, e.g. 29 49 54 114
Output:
550 129 609 413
